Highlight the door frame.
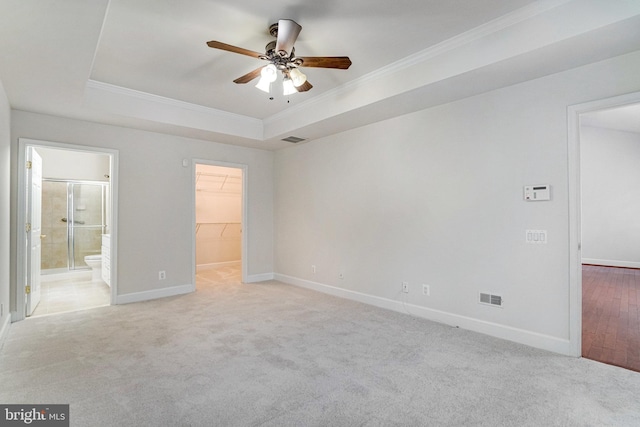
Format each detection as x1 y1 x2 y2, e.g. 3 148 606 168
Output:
191 159 248 286
15 138 119 322
567 90 640 357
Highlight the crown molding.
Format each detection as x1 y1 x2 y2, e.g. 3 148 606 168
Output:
84 79 263 140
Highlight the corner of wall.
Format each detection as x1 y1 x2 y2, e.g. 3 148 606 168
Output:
115 283 195 305
0 313 10 350
245 273 275 283
0 77 12 336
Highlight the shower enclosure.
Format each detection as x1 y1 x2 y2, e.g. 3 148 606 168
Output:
41 180 108 271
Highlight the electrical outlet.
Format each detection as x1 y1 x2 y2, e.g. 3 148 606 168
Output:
159 271 166 280
402 282 409 293
339 273 344 280
422 284 430 296
312 265 316 274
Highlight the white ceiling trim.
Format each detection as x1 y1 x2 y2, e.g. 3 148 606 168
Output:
84 79 263 140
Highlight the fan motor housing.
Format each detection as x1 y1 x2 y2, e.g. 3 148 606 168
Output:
268 22 279 38
260 40 302 69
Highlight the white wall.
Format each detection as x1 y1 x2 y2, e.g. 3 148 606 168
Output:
274 50 640 354
10 112 273 312
581 126 640 268
0 79 11 341
37 147 110 182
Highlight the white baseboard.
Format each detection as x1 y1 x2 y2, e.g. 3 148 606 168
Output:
582 258 640 269
245 273 275 283
116 283 195 305
0 313 11 350
196 261 241 272
274 273 574 357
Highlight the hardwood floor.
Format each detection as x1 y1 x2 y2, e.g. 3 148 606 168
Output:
582 264 640 372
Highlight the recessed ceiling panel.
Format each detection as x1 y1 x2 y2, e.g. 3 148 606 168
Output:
90 0 536 119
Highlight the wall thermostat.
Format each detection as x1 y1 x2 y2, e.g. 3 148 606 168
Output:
524 185 550 201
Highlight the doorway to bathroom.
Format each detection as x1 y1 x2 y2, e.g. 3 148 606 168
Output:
193 162 246 289
16 139 118 320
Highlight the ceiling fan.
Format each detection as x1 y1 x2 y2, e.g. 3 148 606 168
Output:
206 19 352 95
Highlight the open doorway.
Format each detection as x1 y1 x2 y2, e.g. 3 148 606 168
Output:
579 102 640 371
16 138 118 320
193 162 246 289
568 95 640 370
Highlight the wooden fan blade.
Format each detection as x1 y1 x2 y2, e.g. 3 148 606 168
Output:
206 40 263 59
295 80 313 92
299 56 352 69
233 67 264 84
275 19 302 57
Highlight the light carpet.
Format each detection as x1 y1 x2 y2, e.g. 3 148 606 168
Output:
1 265 639 426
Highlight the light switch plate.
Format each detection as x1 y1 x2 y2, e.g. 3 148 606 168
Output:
526 229 547 244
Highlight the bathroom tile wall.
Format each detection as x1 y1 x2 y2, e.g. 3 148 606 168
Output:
41 182 106 270
41 181 68 270
71 184 103 266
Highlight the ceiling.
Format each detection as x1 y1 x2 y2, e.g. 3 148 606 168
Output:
1 0 640 150
581 103 640 134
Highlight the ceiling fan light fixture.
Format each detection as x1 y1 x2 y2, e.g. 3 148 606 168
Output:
207 19 352 95
255 77 271 93
255 64 278 93
289 68 307 87
282 76 297 95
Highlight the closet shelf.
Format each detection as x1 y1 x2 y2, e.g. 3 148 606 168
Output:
195 172 241 192
196 222 241 224
196 222 241 236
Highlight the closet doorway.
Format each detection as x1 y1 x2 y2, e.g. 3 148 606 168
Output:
194 162 246 288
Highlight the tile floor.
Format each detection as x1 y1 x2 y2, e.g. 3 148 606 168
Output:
31 271 111 317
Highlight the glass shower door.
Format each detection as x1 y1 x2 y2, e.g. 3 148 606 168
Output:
68 183 105 269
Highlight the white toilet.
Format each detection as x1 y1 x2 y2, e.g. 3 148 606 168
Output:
84 255 103 282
